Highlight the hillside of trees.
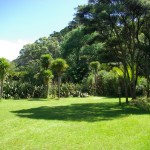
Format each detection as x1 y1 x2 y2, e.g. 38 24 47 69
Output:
0 0 150 106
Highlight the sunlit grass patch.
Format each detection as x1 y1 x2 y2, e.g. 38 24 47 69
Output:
0 97 149 150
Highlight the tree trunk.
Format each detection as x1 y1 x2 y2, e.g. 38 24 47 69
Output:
94 73 97 96
124 67 129 103
146 56 150 98
58 76 61 99
147 75 150 98
0 80 3 99
0 82 2 99
52 81 55 98
46 82 49 99
130 65 136 100
118 86 121 105
125 80 129 103
91 75 95 96
131 82 136 100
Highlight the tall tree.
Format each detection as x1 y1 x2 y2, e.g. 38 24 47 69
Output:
76 0 150 100
141 12 150 98
42 70 53 98
61 26 85 82
40 54 53 98
61 26 84 62
51 58 68 99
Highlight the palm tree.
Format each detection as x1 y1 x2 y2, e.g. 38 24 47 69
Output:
51 58 68 99
0 58 10 99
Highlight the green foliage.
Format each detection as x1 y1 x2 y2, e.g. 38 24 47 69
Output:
51 58 68 98
0 58 10 99
84 73 95 94
136 77 147 96
63 56 89 83
60 83 81 97
61 26 84 61
100 70 119 96
0 58 10 80
40 54 53 98
130 98 150 111
61 26 86 83
112 67 124 77
90 61 100 74
41 54 53 69
3 0 150 99
51 58 68 77
84 70 119 96
76 0 150 99
81 43 104 62
42 70 53 80
3 80 45 99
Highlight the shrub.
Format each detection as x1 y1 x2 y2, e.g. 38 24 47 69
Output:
130 98 150 111
83 70 119 96
60 83 83 97
3 81 45 99
136 77 147 96
101 70 119 96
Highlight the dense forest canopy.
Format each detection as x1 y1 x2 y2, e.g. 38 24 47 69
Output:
0 0 150 102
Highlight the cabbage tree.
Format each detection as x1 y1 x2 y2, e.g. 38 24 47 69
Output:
42 70 53 98
40 54 53 98
51 58 68 99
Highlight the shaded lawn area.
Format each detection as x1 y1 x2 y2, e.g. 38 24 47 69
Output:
11 102 147 122
0 97 150 150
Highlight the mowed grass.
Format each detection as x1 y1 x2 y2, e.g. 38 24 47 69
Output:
0 97 150 150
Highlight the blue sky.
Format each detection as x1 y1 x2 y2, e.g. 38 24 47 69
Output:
0 0 87 60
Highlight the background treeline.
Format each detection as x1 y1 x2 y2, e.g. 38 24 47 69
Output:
0 0 150 102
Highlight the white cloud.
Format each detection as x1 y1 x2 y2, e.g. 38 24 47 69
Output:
0 40 32 61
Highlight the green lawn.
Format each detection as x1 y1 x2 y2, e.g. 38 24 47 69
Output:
0 97 150 150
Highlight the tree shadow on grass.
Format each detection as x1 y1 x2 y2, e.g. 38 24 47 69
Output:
11 102 149 122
